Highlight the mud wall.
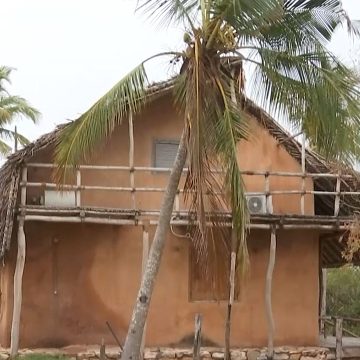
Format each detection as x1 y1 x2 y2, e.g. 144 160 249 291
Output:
1 222 319 348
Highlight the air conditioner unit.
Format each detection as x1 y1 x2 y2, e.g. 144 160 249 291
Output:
246 194 272 214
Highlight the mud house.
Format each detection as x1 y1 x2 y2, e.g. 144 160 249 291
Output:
0 80 359 357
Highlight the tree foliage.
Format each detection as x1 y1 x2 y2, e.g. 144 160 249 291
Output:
327 266 360 335
0 66 39 155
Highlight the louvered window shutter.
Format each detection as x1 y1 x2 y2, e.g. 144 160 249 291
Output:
154 140 179 168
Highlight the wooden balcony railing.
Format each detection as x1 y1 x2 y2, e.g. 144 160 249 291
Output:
320 315 360 360
18 163 359 218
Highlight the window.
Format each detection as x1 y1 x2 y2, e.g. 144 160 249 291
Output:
189 229 239 301
153 140 179 168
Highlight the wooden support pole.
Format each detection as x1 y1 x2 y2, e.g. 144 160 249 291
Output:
265 228 277 360
10 217 26 358
76 168 81 207
140 224 149 360
129 111 136 209
141 225 149 279
336 317 343 360
99 339 106 360
301 134 306 215
265 173 272 213
229 251 236 306
225 228 237 360
320 269 327 335
193 314 202 360
21 167 27 206
14 126 18 152
334 174 341 216
175 191 180 214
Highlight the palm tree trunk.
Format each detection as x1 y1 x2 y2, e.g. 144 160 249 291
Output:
122 130 187 360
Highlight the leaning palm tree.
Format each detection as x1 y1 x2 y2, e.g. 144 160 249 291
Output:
0 66 40 155
55 1 360 359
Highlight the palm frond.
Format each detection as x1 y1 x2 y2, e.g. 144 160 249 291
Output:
137 0 199 29
0 66 12 93
54 62 151 182
211 71 249 278
0 138 12 155
216 0 351 52
0 66 39 158
247 47 360 163
0 95 40 124
0 107 11 124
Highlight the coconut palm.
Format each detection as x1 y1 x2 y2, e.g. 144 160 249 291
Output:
54 1 360 359
0 66 40 155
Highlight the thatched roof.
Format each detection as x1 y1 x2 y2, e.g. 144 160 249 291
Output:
0 79 359 259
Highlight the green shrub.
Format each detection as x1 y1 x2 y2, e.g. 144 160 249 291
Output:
327 266 360 335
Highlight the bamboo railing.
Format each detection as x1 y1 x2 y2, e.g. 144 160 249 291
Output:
20 162 359 220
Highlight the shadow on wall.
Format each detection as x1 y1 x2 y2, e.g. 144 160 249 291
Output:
171 333 221 348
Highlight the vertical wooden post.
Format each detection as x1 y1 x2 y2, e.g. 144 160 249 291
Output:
225 228 236 360
320 269 327 335
301 133 306 215
140 224 149 360
265 173 271 213
10 217 26 358
335 317 343 360
334 173 341 216
128 111 136 209
21 167 27 206
193 314 202 360
76 168 81 207
100 338 106 360
229 251 236 308
175 191 180 214
265 227 277 360
14 126 18 152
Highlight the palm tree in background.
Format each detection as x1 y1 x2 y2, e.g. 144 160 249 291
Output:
54 1 360 359
0 66 39 155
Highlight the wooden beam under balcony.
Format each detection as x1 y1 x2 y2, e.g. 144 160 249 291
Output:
18 205 354 230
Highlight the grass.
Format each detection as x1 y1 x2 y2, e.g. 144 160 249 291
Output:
16 354 71 360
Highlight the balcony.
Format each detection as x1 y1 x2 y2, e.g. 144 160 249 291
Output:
16 162 359 231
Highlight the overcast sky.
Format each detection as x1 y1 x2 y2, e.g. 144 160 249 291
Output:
2 0 360 148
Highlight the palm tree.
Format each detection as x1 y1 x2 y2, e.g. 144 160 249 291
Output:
54 1 360 359
0 66 39 155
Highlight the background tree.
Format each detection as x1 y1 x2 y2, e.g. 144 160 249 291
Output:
54 1 360 359
0 66 39 155
327 266 360 335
